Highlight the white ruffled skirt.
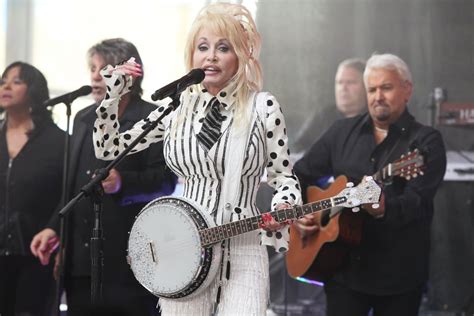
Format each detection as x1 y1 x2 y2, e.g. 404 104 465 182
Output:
159 231 269 315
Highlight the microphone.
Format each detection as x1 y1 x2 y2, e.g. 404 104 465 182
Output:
44 85 92 107
151 69 205 101
434 87 446 107
432 87 446 126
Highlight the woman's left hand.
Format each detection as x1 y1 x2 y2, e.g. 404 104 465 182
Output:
100 57 142 98
260 203 292 232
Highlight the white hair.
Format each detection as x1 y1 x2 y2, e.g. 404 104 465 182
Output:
363 53 412 86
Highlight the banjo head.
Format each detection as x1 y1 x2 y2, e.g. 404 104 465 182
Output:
127 196 219 299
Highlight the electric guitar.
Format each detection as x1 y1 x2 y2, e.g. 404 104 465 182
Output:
286 149 425 282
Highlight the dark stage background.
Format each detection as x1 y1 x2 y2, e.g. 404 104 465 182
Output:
254 0 474 315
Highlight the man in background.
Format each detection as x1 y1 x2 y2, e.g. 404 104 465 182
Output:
267 59 367 312
293 58 367 153
294 53 446 316
31 38 176 316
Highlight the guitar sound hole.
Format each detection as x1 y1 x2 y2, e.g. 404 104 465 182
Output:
320 209 331 227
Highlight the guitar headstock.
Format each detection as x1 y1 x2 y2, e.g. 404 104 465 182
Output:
391 149 425 180
334 177 381 209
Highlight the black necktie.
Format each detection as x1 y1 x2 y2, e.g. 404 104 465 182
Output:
197 97 225 151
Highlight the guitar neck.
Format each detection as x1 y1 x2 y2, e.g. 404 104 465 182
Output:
373 166 389 182
373 158 415 182
200 195 347 247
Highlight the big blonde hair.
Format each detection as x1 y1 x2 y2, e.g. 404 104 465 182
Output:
184 3 263 117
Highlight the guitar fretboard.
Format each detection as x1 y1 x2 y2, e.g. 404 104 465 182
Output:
200 196 347 247
373 164 392 182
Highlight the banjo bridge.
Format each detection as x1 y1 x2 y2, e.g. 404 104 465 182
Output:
128 196 221 299
149 241 157 263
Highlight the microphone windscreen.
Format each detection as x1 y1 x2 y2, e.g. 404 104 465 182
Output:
189 69 205 83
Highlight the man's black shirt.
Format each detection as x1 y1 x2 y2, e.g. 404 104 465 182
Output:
294 109 446 295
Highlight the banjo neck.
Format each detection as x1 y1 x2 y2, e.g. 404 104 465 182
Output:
199 176 382 247
199 196 346 247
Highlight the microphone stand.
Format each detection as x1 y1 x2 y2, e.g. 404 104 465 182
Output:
90 181 104 302
428 87 445 128
429 91 438 128
52 100 72 316
57 92 182 303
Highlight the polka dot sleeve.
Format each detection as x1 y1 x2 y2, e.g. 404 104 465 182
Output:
93 65 167 160
259 93 302 253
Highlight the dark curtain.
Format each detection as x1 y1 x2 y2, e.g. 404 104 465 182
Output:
256 0 474 313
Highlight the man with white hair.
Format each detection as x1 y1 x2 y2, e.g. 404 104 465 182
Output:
294 53 446 315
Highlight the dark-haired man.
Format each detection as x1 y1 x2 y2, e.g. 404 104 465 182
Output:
31 38 175 316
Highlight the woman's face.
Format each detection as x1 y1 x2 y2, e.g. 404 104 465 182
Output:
192 28 238 96
0 66 29 112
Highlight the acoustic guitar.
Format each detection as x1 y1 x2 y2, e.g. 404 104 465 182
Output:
286 149 424 282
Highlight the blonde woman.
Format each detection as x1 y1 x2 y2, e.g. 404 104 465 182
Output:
93 3 301 315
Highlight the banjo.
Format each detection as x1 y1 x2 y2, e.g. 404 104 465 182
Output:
127 177 381 299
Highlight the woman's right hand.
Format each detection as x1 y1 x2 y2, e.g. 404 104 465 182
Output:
30 228 59 266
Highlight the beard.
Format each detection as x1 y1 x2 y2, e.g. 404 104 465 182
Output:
372 103 391 121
